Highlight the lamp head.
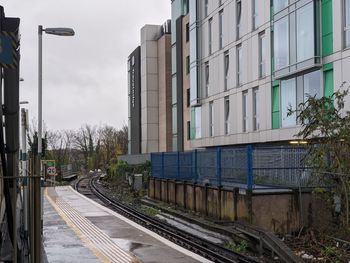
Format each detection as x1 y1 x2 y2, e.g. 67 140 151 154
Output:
44 27 75 36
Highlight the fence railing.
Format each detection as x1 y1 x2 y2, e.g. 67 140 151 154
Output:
151 145 317 189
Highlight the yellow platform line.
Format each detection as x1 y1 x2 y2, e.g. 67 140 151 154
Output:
45 188 141 263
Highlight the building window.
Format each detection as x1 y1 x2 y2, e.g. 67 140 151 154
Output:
253 87 259 131
280 70 322 128
344 0 350 48
187 121 191 140
236 0 242 39
236 45 242 86
242 91 248 132
209 101 214 136
209 18 213 55
205 62 209 97
205 0 209 17
296 2 314 62
219 9 224 49
183 0 189 15
187 88 190 107
252 0 258 30
186 56 190 75
303 70 322 101
224 51 229 90
186 23 189 42
274 16 289 70
273 2 319 76
281 78 296 127
259 31 266 78
224 96 230 134
274 0 288 14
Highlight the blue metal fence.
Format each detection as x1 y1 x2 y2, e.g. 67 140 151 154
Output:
151 145 316 189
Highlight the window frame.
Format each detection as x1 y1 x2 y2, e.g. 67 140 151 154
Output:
186 56 190 75
224 51 229 91
224 96 230 134
205 61 209 97
205 0 209 17
236 0 242 40
186 23 190 42
209 101 214 137
236 44 242 86
253 87 259 131
242 91 248 132
219 9 224 49
252 0 258 31
259 31 266 78
208 17 213 55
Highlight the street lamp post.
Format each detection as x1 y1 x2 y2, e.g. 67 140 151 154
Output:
32 25 75 263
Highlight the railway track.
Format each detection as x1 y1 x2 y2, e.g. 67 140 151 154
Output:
74 175 259 263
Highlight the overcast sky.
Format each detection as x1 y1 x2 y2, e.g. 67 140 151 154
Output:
0 0 170 131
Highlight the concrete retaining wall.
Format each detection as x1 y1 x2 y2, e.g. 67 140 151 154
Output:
149 178 329 234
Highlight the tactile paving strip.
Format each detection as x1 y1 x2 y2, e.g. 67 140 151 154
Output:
46 191 140 263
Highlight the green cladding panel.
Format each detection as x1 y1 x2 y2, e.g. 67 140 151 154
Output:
322 0 333 56
272 81 280 129
324 63 334 98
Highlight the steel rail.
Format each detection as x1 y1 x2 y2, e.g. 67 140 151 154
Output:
83 176 258 263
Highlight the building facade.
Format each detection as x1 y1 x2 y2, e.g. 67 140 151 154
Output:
129 0 350 154
127 21 172 154
186 0 349 149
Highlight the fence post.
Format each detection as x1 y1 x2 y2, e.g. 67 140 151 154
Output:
216 148 222 186
177 151 180 180
246 145 253 190
150 153 153 177
193 150 198 183
161 152 165 179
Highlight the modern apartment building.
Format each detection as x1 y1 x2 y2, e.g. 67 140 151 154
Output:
127 21 172 154
128 0 350 154
184 0 350 149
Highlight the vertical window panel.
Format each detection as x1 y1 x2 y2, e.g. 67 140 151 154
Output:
259 32 266 78
236 0 242 39
224 96 230 134
205 62 209 97
304 70 322 101
274 0 288 13
209 101 214 136
281 78 296 127
237 45 242 86
209 18 213 55
224 51 229 90
243 91 248 132
253 88 259 131
219 10 224 49
252 0 259 30
205 0 209 17
274 16 289 70
296 3 314 62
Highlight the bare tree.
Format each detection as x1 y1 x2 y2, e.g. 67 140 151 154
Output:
116 125 128 155
73 124 98 170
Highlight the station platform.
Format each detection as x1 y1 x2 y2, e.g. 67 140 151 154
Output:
43 186 211 263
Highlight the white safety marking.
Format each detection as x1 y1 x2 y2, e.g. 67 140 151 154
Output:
46 189 138 263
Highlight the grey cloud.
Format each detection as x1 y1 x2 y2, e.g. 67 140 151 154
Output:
0 0 170 130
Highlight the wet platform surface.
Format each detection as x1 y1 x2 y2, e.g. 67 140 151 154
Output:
43 186 211 263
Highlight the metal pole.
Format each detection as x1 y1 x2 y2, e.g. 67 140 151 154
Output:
32 24 43 263
38 25 42 158
21 109 28 238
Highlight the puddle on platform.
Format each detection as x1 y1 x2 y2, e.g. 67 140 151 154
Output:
112 238 151 252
